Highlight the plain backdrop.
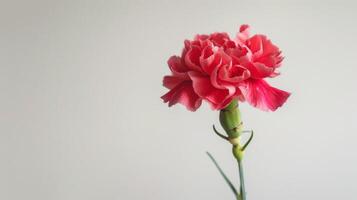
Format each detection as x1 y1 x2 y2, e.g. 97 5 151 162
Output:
1 0 357 200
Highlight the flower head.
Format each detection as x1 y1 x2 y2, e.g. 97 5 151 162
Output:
161 25 290 111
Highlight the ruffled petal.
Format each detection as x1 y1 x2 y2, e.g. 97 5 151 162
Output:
209 32 231 47
199 46 220 74
251 62 275 78
247 35 264 56
167 56 189 75
184 43 203 72
218 64 250 83
240 79 290 111
161 81 202 111
252 35 283 68
188 71 232 109
162 75 188 89
237 24 250 44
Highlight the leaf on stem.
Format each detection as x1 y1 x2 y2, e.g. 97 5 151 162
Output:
206 152 240 199
212 125 229 140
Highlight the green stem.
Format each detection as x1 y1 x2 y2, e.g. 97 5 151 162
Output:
218 99 250 200
237 159 246 200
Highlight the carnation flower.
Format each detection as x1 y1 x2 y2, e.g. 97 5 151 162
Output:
161 25 290 111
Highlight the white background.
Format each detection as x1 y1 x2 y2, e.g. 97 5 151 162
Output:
1 0 357 200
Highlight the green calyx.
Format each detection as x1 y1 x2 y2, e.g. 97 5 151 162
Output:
214 99 253 161
219 99 242 139
219 100 244 161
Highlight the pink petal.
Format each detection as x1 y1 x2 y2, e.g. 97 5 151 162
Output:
188 71 232 109
240 79 290 111
251 62 275 78
237 24 250 44
240 24 250 33
184 44 203 72
195 34 210 41
208 63 246 108
218 64 250 83
247 35 264 55
167 56 189 75
260 37 280 58
252 36 283 68
209 32 231 47
210 65 236 96
161 81 202 111
162 75 188 89
199 46 221 74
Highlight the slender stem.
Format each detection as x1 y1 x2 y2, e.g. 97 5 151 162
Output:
237 159 246 200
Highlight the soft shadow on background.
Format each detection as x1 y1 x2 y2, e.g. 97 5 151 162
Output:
1 0 357 200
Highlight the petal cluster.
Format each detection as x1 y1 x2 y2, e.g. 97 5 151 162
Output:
161 25 290 111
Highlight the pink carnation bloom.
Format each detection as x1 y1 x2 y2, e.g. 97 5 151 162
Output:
161 25 290 111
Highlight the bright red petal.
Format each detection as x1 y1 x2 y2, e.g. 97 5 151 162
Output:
184 45 203 72
161 81 202 111
240 79 290 111
237 24 250 44
162 76 187 89
167 56 189 75
188 71 232 109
